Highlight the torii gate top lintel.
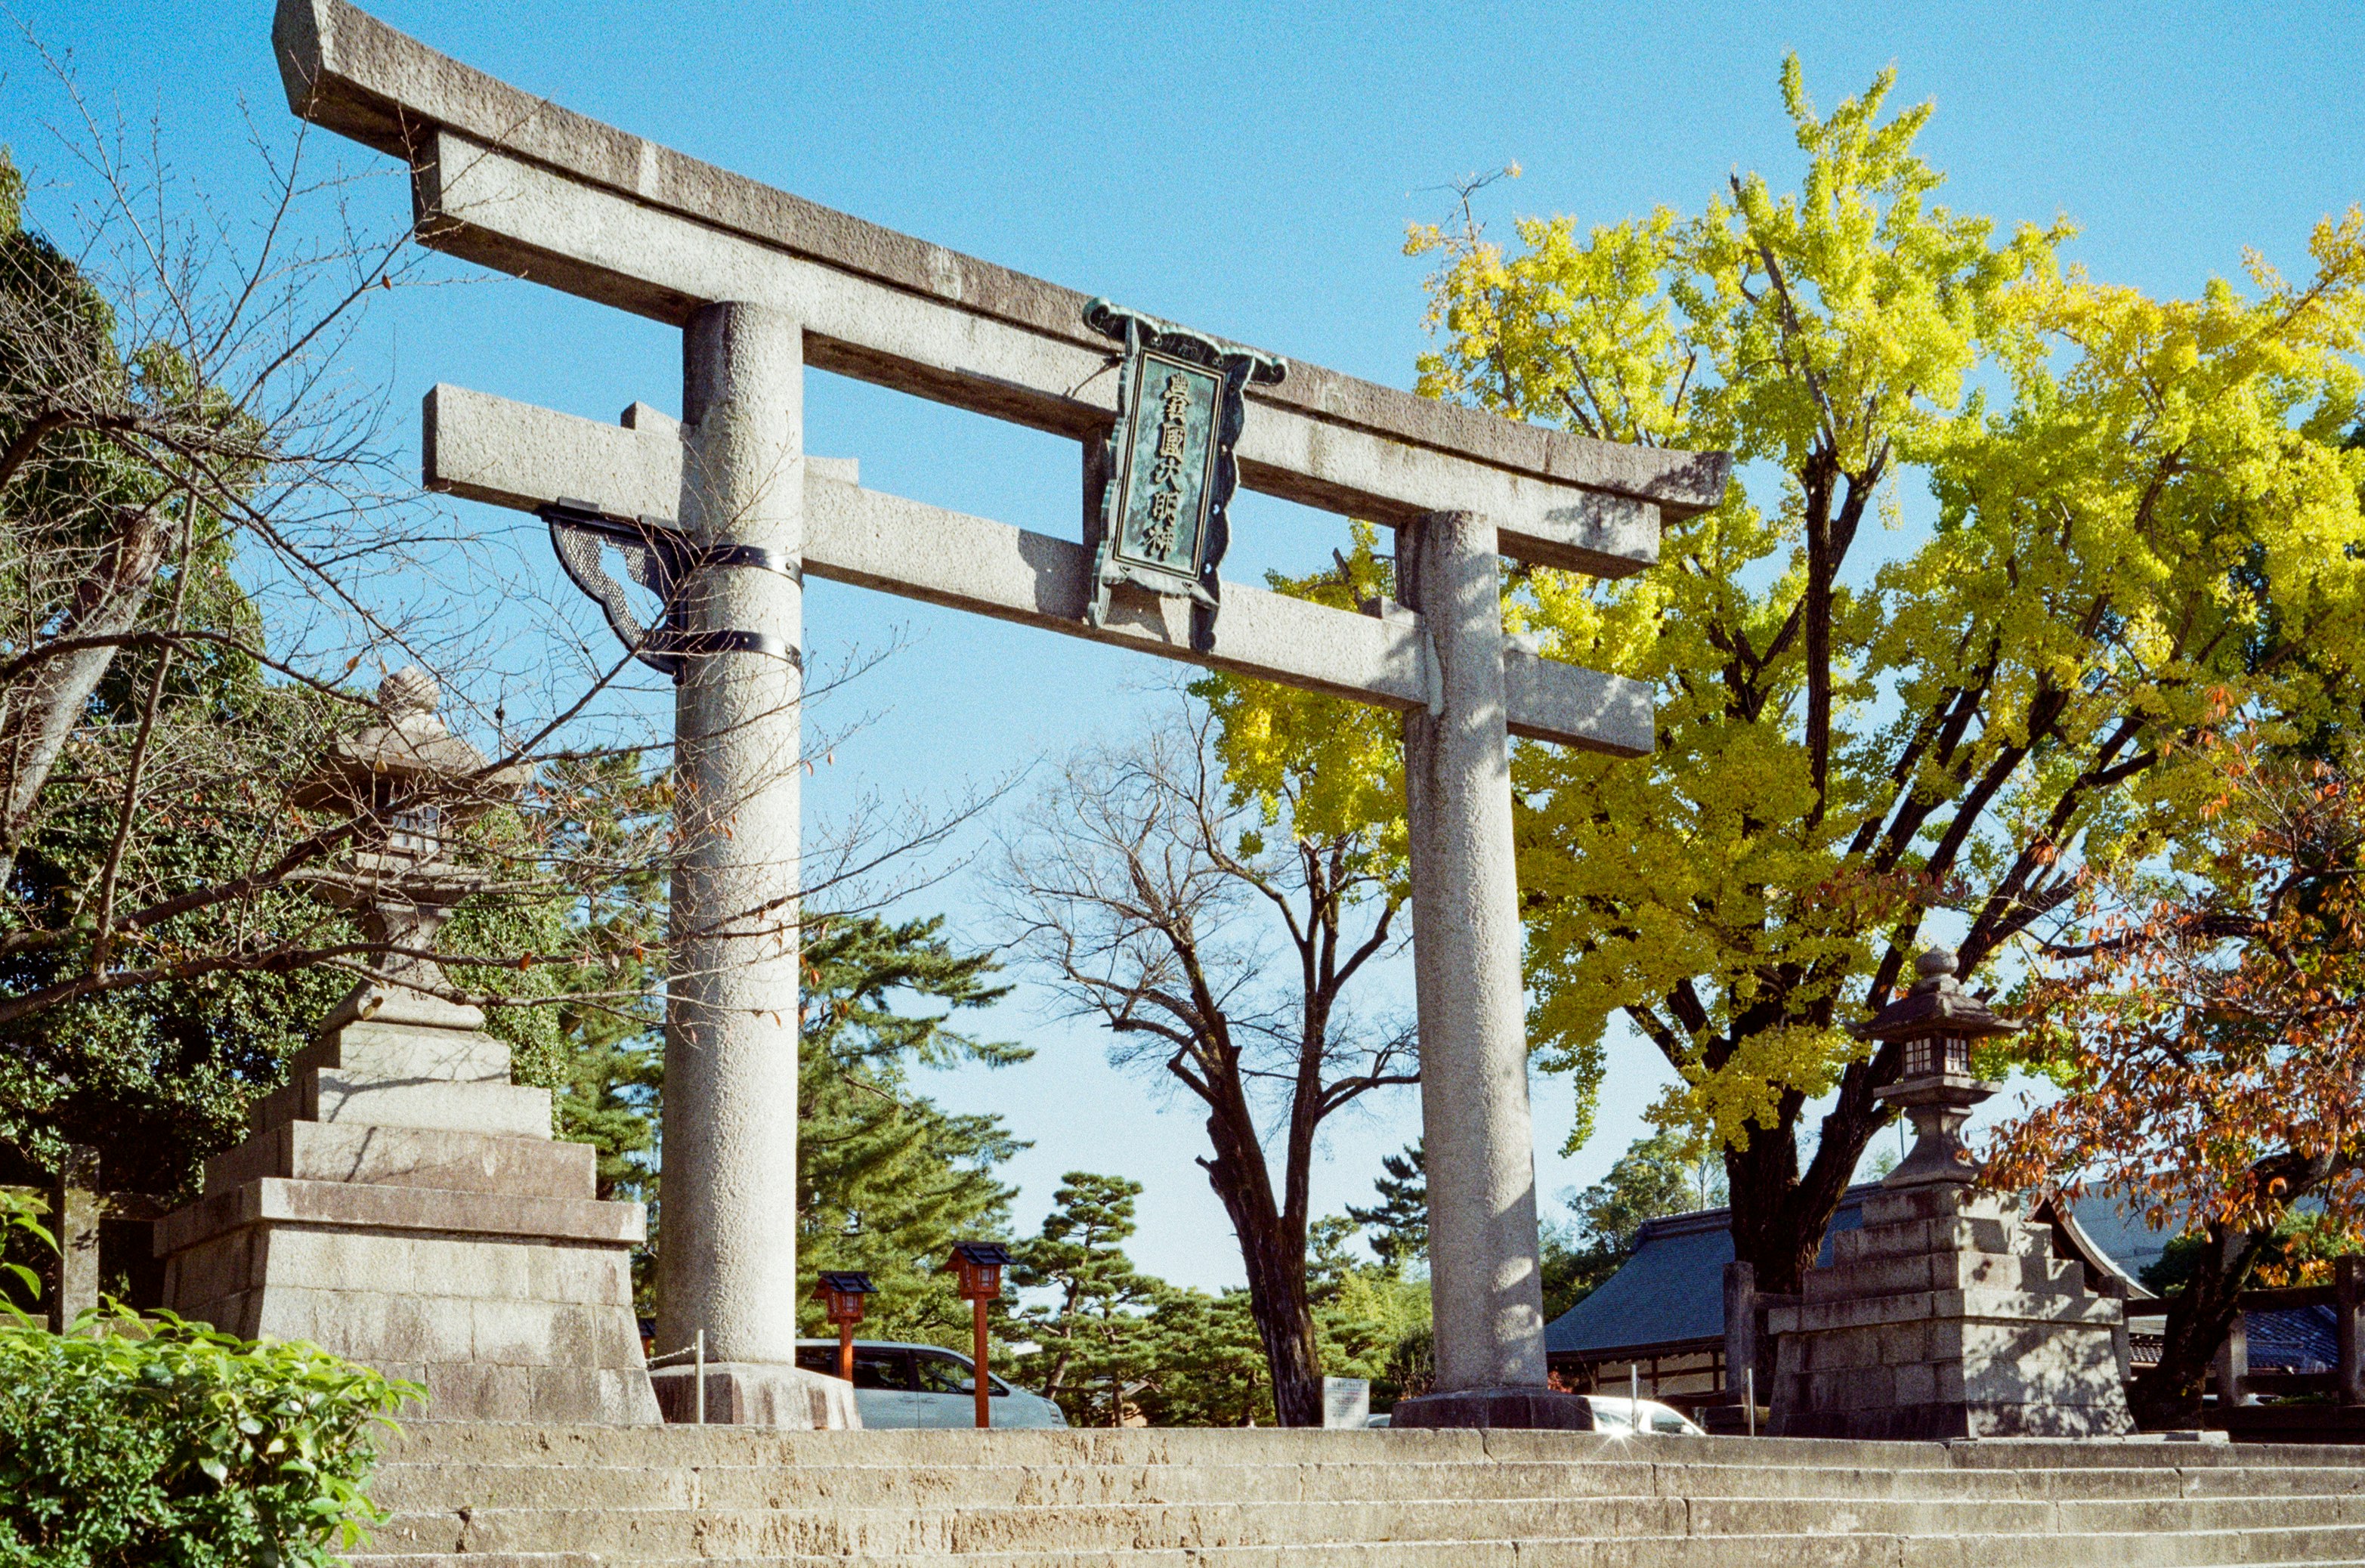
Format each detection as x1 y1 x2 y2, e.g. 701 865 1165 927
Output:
272 0 1730 581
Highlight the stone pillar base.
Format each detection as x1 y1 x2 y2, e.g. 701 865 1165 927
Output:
1390 1386 1596 1430
650 1362 860 1428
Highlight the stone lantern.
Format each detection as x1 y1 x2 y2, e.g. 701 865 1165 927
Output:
1766 947 2133 1439
155 667 666 1426
1855 948 2017 1189
292 666 529 1028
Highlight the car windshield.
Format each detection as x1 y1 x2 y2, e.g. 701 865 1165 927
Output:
915 1351 1013 1396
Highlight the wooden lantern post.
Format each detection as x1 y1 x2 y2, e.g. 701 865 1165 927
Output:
947 1242 1012 1430
812 1272 877 1383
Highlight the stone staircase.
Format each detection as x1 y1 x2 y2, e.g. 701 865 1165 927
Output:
349 1424 2365 1566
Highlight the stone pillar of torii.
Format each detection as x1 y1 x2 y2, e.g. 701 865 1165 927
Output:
274 0 1727 1427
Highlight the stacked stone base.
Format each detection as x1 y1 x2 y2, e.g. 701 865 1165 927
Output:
1770 1183 2134 1440
158 1003 661 1424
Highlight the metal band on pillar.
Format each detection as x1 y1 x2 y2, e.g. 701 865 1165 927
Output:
542 497 802 676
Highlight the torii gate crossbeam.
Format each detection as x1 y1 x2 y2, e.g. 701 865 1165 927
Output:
272 0 1730 1430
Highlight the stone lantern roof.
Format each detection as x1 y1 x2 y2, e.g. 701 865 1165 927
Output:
1849 948 2023 1044
293 666 527 826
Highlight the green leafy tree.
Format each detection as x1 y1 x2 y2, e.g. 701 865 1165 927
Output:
1382 62 2365 1294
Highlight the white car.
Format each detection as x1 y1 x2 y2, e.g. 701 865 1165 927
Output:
792 1339 1068 1428
1584 1395 1708 1436
1366 1396 1705 1434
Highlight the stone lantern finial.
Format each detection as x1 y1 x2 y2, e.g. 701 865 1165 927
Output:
378 664 441 717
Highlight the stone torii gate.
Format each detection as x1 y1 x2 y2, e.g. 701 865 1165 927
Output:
272 0 1727 1427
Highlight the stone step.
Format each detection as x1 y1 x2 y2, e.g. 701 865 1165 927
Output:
342 1523 2365 1568
364 1458 1668 1511
371 1422 2265 1469
368 1498 1687 1557
360 1492 2365 1558
341 1427 2365 1566
2058 1492 2365 1532
251 1065 553 1138
362 1423 2362 1484
366 1455 2302 1511
205 1119 595 1201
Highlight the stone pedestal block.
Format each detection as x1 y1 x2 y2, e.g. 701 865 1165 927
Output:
1768 1183 2134 1440
158 1004 662 1424
1390 1386 1596 1430
648 1362 860 1428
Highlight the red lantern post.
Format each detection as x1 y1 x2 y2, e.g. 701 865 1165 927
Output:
812 1271 877 1383
946 1242 1012 1429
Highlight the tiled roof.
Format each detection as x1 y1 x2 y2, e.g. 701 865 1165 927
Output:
1543 1186 1874 1359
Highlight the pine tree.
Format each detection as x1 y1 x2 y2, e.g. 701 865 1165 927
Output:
1345 1140 1427 1272
1136 1285 1272 1427
794 913 1028 1345
1009 1171 1162 1425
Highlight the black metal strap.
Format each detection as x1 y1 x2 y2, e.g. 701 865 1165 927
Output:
702 542 802 581
540 499 804 582
539 498 805 682
667 629 802 666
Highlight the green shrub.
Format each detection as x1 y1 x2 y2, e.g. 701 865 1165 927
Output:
0 1194 414 1567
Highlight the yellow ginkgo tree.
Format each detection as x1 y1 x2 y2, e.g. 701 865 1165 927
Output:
1219 59 2365 1295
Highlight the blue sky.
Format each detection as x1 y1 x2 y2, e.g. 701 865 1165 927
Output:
8 0 2363 1288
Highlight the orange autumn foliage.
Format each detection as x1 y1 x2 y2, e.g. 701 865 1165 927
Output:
1984 729 2365 1420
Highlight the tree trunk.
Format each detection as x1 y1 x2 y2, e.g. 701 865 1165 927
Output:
0 503 170 858
2131 1222 2267 1429
1721 1042 1892 1297
1724 1124 1810 1294
1240 1211 1322 1427
1198 1096 1323 1426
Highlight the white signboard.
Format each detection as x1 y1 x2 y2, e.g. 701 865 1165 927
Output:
1322 1376 1372 1429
